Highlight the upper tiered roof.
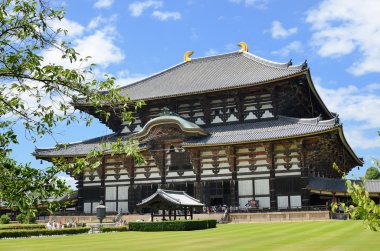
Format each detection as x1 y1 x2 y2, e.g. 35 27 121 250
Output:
113 51 307 101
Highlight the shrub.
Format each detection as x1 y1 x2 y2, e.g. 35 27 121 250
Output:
15 214 36 224
207 219 217 228
101 226 127 233
0 215 10 224
0 227 91 239
16 214 25 223
0 224 45 230
129 219 217 232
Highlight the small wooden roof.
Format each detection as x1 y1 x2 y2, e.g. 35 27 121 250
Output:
137 189 204 208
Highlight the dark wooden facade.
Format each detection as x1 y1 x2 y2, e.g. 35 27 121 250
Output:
35 49 362 214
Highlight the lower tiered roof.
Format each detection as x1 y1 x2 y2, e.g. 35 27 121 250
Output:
34 115 361 165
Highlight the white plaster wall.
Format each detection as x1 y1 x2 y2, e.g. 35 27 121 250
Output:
238 180 253 196
118 186 129 200
290 195 302 208
255 179 269 195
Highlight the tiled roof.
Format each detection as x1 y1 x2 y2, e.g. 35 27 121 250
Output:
363 180 380 193
308 177 380 193
137 189 204 207
34 116 338 158
307 177 348 192
33 133 131 158
183 116 338 146
80 51 306 102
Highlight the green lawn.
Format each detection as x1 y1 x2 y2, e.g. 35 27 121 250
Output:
1 221 379 251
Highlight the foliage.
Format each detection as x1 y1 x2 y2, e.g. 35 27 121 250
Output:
0 214 10 224
129 219 217 232
15 213 35 224
100 226 127 232
365 166 380 179
332 159 380 231
0 0 144 218
0 227 90 239
0 224 44 230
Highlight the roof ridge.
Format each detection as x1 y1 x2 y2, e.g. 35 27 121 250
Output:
242 51 304 71
278 115 337 126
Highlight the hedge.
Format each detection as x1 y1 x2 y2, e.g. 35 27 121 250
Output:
100 226 128 233
0 215 10 224
129 219 217 232
0 224 45 230
0 227 90 239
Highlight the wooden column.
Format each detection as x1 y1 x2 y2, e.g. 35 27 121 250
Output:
266 143 277 209
299 141 310 207
227 146 238 207
190 207 193 220
190 149 203 202
99 157 106 202
169 209 172 220
76 173 84 212
162 209 166 220
184 207 187 220
151 208 154 222
174 209 177 220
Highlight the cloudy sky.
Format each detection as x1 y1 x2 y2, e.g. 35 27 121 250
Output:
11 0 380 187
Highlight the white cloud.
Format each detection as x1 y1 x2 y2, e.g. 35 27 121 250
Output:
129 1 163 17
365 83 380 92
75 29 124 67
306 0 380 75
152 11 181 21
88 15 117 29
270 20 298 39
315 81 380 149
271 41 302 57
50 18 84 38
42 27 124 69
94 0 114 9
344 128 380 150
316 83 380 129
229 0 268 9
205 49 219 56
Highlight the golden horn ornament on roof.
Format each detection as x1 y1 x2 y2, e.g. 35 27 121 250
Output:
237 41 248 52
184 51 194 62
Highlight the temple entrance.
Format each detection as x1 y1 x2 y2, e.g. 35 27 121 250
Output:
210 196 223 206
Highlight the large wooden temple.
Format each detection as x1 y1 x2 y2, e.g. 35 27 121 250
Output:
34 42 362 214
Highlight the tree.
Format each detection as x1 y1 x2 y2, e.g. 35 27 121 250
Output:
365 166 380 180
0 0 143 217
332 134 380 231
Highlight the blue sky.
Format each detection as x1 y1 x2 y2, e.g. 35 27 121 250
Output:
10 0 380 186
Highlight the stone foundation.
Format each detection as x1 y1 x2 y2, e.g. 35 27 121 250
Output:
229 211 330 223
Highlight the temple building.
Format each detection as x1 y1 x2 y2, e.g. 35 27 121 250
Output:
34 42 363 214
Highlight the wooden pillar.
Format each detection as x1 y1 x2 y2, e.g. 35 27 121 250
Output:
190 207 193 220
299 140 310 208
162 209 166 220
227 146 238 207
169 209 172 220
184 207 187 220
99 157 106 202
151 208 154 222
266 143 277 209
76 173 84 212
174 209 177 220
